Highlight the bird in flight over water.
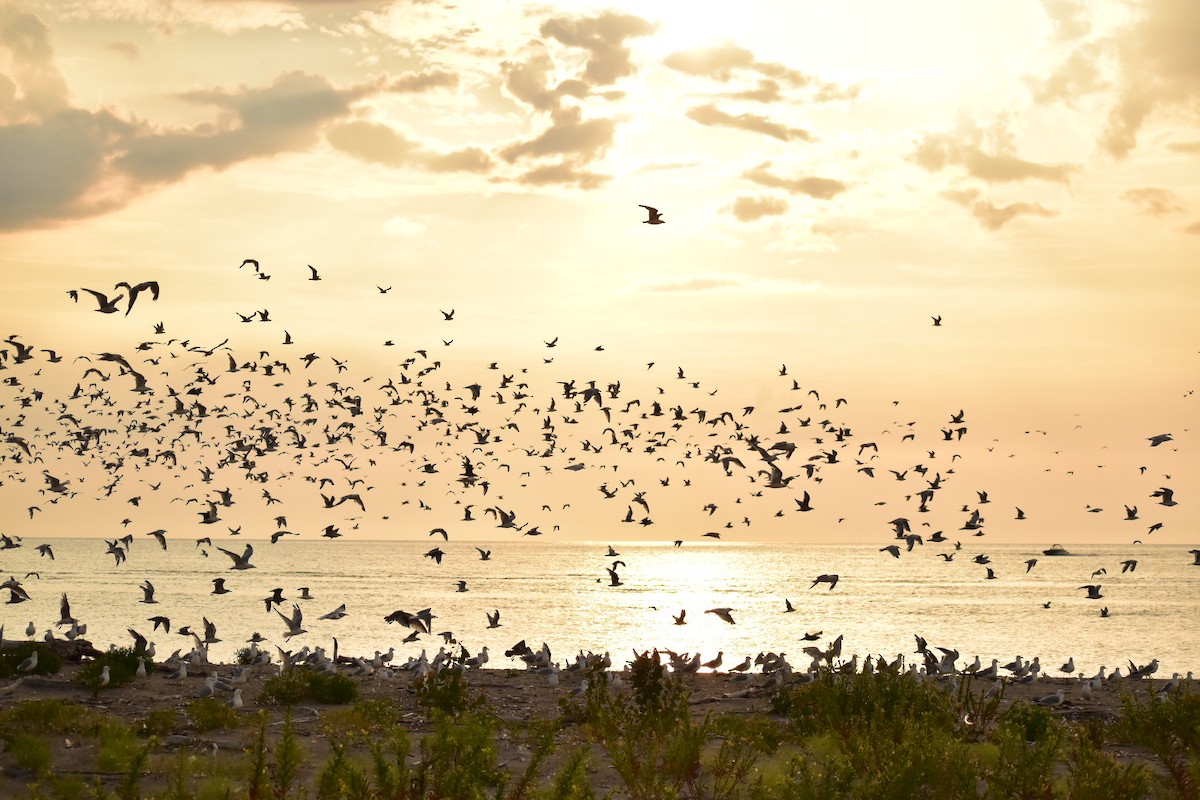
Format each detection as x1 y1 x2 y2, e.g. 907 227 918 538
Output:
639 205 664 225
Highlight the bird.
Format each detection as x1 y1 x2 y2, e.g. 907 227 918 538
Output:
139 580 158 604
277 604 306 639
212 578 231 595
216 543 255 570
1079 584 1103 599
113 281 160 315
78 288 125 314
307 265 321 281
810 574 839 590
931 315 942 326
705 607 736 625
673 609 687 625
486 609 501 628
319 604 348 623
639 205 664 224
1035 689 1065 707
16 650 37 673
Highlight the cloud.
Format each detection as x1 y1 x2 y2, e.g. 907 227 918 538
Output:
105 41 140 61
1038 0 1093 41
913 130 1076 183
1121 187 1184 216
0 9 397 232
116 71 365 184
941 189 1058 230
646 276 743 292
1101 0 1200 158
743 162 848 199
511 160 609 189
663 43 755 81
1028 43 1108 105
1183 220 1200 234
383 215 426 237
663 42 858 101
730 195 788 222
326 120 492 173
1166 140 1200 153
500 108 615 163
686 103 813 142
386 69 459 93
539 11 656 86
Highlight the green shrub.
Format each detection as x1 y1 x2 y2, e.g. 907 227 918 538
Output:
413 666 484 718
187 697 239 731
1112 689 1200 798
0 643 62 677
78 647 147 697
258 669 358 706
3 732 53 776
0 698 91 735
137 707 177 739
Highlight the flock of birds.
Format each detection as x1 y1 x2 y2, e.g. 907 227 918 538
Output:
0 224 1194 701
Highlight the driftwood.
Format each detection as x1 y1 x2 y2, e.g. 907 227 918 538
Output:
0 637 105 662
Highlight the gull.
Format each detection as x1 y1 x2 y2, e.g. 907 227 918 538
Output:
455 580 469 592
673 609 687 625
139 580 158 604
217 543 255 570
319 604 348 623
212 578 230 595
1120 559 1138 573
1151 487 1177 507
201 617 220 643
639 205 664 224
931 315 942 326
307 265 321 281
486 609 501 628
475 548 491 561
35 544 54 560
706 607 736 625
1060 657 1075 674
730 656 752 672
1035 689 1065 707
1147 433 1172 447
147 529 168 550
78 288 125 314
810 574 839 590
113 281 160 315
881 545 901 558
425 547 445 564
784 598 795 613
1025 559 1038 572
702 652 724 671
277 604 306 639
1079 584 1103 599
606 567 622 587
16 650 38 673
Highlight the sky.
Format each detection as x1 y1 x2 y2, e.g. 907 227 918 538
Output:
0 0 1195 545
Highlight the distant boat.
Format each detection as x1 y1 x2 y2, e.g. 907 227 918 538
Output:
1043 544 1070 556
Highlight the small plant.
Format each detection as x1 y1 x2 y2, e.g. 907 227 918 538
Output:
3 731 53 777
94 721 145 773
236 646 267 666
0 642 62 677
1 698 90 734
271 710 306 800
78 647 147 697
413 666 484 717
244 711 270 800
320 697 400 739
258 669 359 706
137 707 177 739
187 697 239 731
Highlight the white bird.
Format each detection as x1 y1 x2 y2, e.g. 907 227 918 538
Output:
1060 657 1075 674
1035 689 1065 707
705 607 736 625
277 604 306 640
230 688 244 709
98 665 111 687
16 650 37 673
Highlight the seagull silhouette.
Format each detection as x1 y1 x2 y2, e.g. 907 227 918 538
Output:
639 205 664 224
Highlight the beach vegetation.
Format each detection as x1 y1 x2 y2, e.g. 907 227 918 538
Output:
3 731 53 777
78 647 146 698
1112 687 1200 799
413 664 486 717
187 696 240 730
258 668 359 706
0 642 63 677
137 707 178 739
1 698 92 735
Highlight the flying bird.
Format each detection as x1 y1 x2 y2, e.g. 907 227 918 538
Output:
639 205 664 224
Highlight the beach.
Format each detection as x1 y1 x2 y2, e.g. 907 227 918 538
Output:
1 644 1189 799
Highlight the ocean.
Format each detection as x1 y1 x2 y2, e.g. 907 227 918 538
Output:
3 538 1196 676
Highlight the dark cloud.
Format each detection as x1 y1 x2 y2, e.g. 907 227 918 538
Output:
686 103 813 142
1121 187 1184 216
743 162 847 199
539 12 656 86
730 195 788 222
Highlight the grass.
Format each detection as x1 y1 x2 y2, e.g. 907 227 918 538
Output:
78 647 147 698
0 642 63 678
259 669 359 706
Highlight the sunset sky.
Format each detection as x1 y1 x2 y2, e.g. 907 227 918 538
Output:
0 0 1195 543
